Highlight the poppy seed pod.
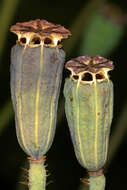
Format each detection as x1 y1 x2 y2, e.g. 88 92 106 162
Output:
10 19 71 159
64 56 114 190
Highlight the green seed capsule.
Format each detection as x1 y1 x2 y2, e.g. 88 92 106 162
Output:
10 19 71 159
64 56 114 172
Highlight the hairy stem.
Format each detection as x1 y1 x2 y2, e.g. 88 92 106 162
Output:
89 175 105 190
28 157 46 190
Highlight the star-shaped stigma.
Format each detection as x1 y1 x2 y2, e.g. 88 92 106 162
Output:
65 56 114 75
10 19 71 47
65 56 114 83
10 19 71 41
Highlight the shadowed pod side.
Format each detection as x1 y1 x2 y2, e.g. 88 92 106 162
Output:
10 19 71 190
64 56 114 190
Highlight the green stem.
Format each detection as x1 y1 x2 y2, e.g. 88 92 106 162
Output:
28 157 46 190
89 175 105 190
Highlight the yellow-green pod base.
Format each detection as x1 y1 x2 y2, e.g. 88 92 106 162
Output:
64 78 113 171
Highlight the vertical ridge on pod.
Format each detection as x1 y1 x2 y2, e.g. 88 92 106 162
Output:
46 57 59 151
16 47 28 153
94 82 98 170
75 80 87 167
34 44 44 150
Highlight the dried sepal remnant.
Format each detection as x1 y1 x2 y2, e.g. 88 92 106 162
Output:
28 156 46 164
10 19 71 48
88 169 104 176
65 56 114 83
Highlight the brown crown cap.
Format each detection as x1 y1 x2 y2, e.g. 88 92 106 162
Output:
10 19 71 47
66 56 114 83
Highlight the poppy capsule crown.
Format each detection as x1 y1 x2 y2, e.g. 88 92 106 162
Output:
10 19 71 48
65 55 114 84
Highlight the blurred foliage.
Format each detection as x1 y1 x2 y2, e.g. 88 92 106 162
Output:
64 0 105 53
79 6 126 56
1 0 127 190
0 0 19 59
0 100 13 134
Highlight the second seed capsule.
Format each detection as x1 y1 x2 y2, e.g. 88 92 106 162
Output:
64 56 114 189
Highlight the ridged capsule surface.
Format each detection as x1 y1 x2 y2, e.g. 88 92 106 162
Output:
64 78 113 171
64 56 114 171
10 19 71 159
10 45 65 158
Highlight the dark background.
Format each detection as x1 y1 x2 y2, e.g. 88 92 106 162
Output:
0 0 127 189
